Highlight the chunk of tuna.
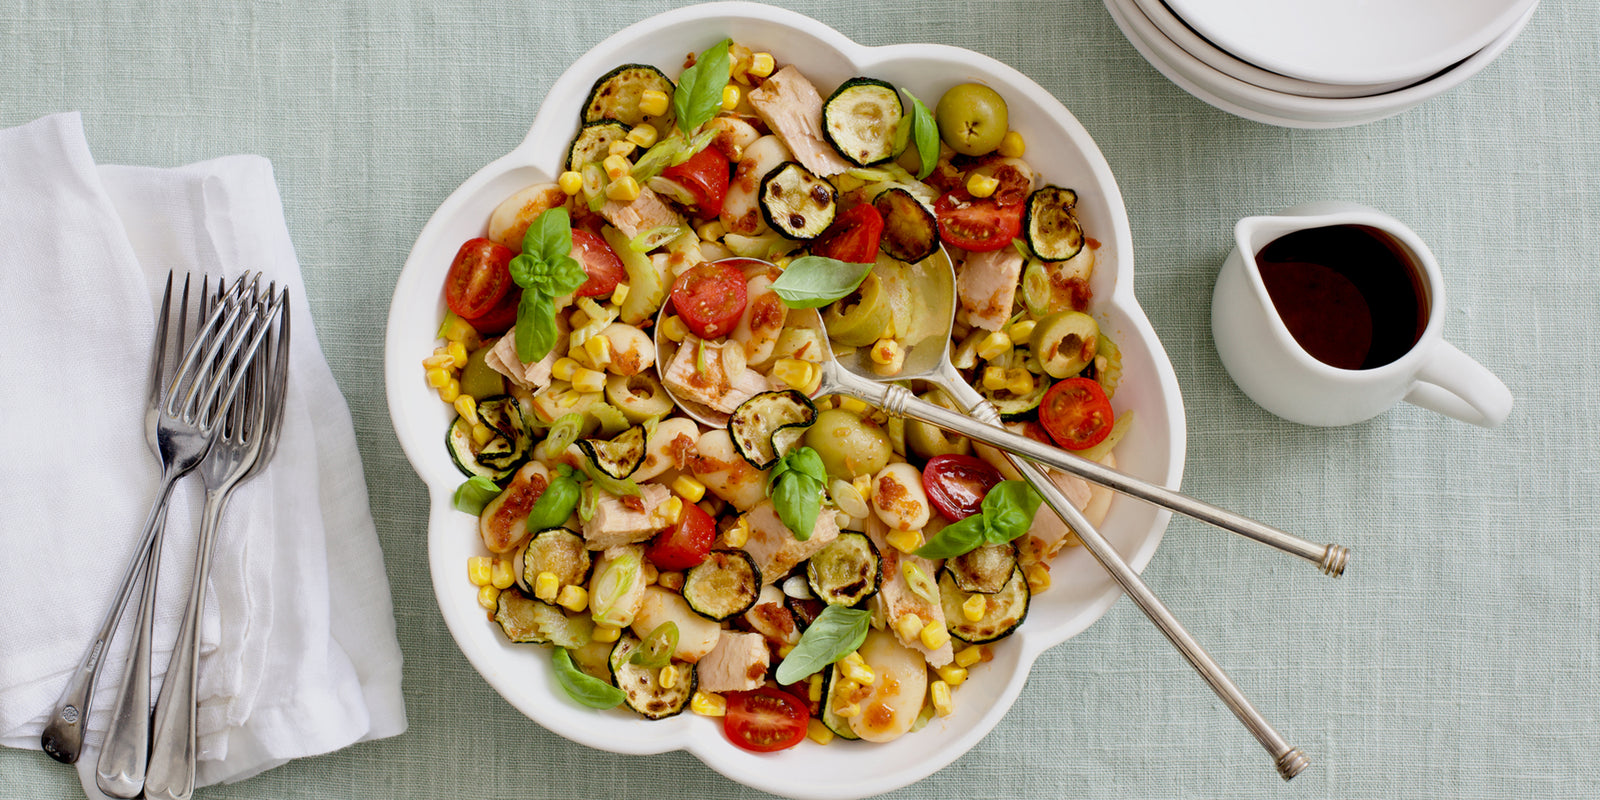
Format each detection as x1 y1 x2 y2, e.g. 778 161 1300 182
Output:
957 246 1024 332
485 317 568 389
660 335 766 414
740 500 840 583
747 66 852 177
695 631 771 693
863 516 953 667
582 483 674 550
600 185 683 239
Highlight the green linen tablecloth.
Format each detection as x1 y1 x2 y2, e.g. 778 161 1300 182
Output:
3 1 1596 797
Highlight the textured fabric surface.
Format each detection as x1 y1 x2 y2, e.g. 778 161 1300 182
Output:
1 1 1595 797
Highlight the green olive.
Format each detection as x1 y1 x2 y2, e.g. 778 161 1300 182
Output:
804 408 893 480
1031 310 1100 379
906 389 971 460
935 83 1009 157
460 346 507 400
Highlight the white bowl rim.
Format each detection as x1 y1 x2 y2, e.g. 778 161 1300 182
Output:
385 3 1187 797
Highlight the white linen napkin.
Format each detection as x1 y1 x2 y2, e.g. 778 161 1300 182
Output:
0 112 406 788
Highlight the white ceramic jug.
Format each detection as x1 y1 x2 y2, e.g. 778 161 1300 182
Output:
1212 201 1512 427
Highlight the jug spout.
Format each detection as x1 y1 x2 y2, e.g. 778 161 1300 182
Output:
1234 201 1382 256
1234 214 1312 256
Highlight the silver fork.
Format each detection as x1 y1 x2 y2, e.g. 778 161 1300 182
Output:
41 272 247 766
144 285 291 800
93 277 286 798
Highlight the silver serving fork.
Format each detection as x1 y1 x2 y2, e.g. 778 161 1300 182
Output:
144 285 291 800
92 277 286 797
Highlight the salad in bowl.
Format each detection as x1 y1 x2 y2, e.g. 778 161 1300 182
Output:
385 3 1184 797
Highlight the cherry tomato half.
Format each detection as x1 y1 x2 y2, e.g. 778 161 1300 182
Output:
1039 377 1115 451
671 260 748 339
922 453 1004 522
662 146 732 217
723 687 809 753
462 286 522 336
444 237 514 319
645 499 715 571
570 229 627 298
810 203 884 264
934 190 1022 252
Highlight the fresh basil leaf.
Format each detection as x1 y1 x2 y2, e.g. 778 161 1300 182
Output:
515 291 558 364
774 605 871 685
525 474 581 531
903 90 939 180
980 480 1043 544
547 253 589 298
788 446 827 483
551 647 626 709
772 471 821 541
508 252 538 289
914 512 988 559
673 38 732 136
452 475 501 515
523 206 573 265
770 256 875 309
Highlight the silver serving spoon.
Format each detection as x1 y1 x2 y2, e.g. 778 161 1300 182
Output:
656 254 1313 778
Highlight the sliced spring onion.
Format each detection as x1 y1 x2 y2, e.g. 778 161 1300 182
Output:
546 412 586 455
589 549 642 627
1022 261 1052 317
902 561 939 605
578 481 600 523
630 225 684 252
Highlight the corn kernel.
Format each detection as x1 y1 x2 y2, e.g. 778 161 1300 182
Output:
607 140 637 158
490 558 516 590
851 473 873 501
777 643 795 658
626 124 658 148
931 680 954 717
981 365 1009 391
441 315 477 343
660 314 689 342
807 718 835 745
724 516 751 548
453 395 479 426
772 358 818 393
1025 562 1052 593
558 170 584 195
467 556 493 586
583 334 613 368
962 594 987 622
696 220 726 242
438 379 461 404
642 560 659 585
422 352 454 370
611 282 630 305
660 496 684 526
998 130 1026 159
832 678 861 716
605 175 641 202
446 340 469 368
603 153 632 181
556 584 588 613
691 691 726 717
1008 319 1037 342
870 337 900 366
471 422 495 447
571 367 608 395
936 664 969 687
425 367 450 388
720 84 741 112
748 52 776 78
919 620 951 650
477 584 501 611
657 570 685 592
841 652 875 686
659 664 680 690
885 528 923 555
966 172 1000 199
838 396 871 416
671 474 707 504
976 330 1013 360
773 255 792 269
955 645 984 668
1005 368 1035 397
639 89 670 117
551 357 582 382
808 674 824 703
893 613 924 642
593 623 622 643
534 570 560 602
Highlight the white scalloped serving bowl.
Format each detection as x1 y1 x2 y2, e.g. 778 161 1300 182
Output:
385 4 1184 798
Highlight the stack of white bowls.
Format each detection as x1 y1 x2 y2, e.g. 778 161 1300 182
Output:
1104 0 1538 128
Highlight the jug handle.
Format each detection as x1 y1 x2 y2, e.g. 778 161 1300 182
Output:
1402 342 1513 428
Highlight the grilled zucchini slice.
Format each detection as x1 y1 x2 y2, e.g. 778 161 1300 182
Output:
821 77 904 167
939 566 1030 644
820 663 862 740
576 425 647 480
608 632 696 719
518 528 593 593
978 379 1049 421
583 64 675 127
759 162 837 240
446 396 531 481
805 532 881 607
682 549 761 621
494 586 595 647
729 390 818 469
568 119 630 172
871 187 938 263
946 543 1016 594
1023 185 1084 262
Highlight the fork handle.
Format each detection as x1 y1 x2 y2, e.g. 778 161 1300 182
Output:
145 486 231 800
